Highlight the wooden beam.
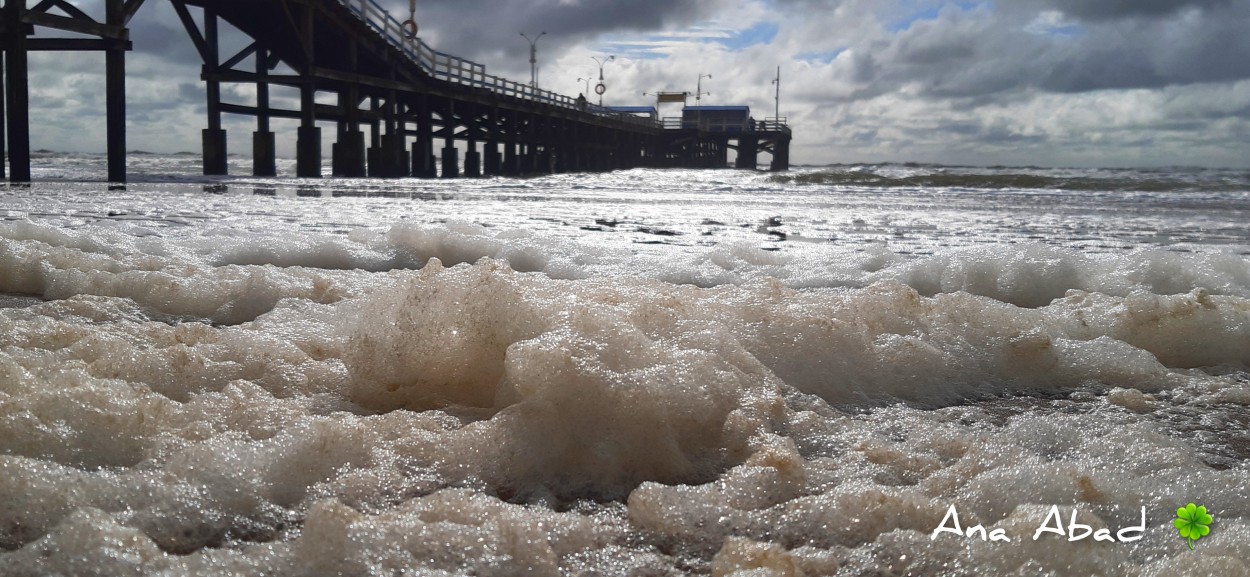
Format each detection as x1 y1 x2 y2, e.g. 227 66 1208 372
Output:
168 0 209 62
31 0 93 22
122 0 148 24
220 101 383 123
277 0 310 72
26 38 132 51
312 67 424 93
220 41 257 72
21 11 125 39
202 70 303 87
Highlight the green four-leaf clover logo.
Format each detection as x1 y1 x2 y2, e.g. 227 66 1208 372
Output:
1173 503 1213 550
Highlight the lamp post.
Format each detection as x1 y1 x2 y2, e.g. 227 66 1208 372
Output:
696 73 711 104
521 31 547 89
591 55 614 106
771 65 780 123
577 76 592 97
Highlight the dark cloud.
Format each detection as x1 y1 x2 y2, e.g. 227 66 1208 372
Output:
1024 0 1233 21
1037 7 1250 92
387 0 731 63
821 0 1250 101
16 0 1250 167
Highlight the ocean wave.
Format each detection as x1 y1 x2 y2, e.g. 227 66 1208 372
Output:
770 167 1250 193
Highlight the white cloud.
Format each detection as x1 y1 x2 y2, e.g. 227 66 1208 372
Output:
18 0 1250 168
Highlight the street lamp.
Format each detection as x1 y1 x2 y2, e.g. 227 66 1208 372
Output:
591 55 614 106
771 65 780 123
521 31 547 89
696 73 711 104
577 76 592 97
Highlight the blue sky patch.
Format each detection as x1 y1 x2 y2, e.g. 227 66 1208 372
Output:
888 0 985 32
797 48 847 64
715 22 779 50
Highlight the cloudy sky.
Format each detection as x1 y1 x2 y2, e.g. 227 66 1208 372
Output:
20 0 1250 167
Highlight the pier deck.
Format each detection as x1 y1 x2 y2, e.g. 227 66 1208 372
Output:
1 0 791 182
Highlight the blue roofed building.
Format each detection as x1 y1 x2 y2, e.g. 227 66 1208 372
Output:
681 106 752 132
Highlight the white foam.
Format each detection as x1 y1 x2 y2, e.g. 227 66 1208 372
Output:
2 192 1249 574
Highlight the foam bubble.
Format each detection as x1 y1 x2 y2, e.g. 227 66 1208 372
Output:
2 221 1249 575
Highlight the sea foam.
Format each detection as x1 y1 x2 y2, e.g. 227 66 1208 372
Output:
1 218 1249 575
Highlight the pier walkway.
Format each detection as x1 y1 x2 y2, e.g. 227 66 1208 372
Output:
0 0 791 182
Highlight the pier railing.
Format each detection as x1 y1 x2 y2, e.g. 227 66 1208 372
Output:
662 117 790 132
338 0 659 129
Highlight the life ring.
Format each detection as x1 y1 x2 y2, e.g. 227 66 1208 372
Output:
402 19 418 39
594 83 606 95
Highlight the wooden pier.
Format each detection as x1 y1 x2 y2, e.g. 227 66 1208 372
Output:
1 0 791 183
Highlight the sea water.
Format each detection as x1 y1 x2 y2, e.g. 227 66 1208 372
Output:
1 153 1248 576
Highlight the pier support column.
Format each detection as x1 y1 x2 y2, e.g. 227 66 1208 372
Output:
105 0 127 183
554 144 569 173
366 102 382 177
295 5 319 178
412 132 435 178
484 143 501 176
524 145 539 174
333 65 365 176
464 146 480 177
769 134 791 172
1 51 7 181
5 0 32 183
518 114 534 174
412 99 436 177
426 147 439 177
591 146 602 171
605 133 619 171
366 145 379 177
202 8 227 176
568 125 581 172
463 110 480 177
503 143 518 175
202 129 227 176
297 126 321 178
533 118 551 174
383 133 410 178
253 49 276 176
295 80 319 177
411 139 433 177
367 96 407 178
530 147 544 174
736 136 758 170
441 141 459 178
482 109 500 176
333 129 365 177
253 131 276 176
